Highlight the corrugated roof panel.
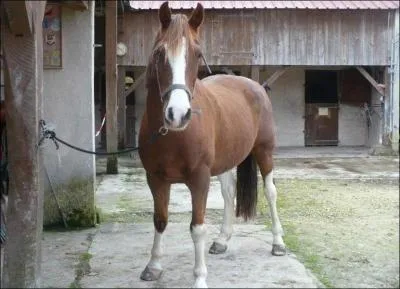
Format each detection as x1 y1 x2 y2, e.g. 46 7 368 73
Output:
128 1 400 10
380 1 393 9
253 1 266 9
292 1 305 9
371 1 383 9
322 1 335 9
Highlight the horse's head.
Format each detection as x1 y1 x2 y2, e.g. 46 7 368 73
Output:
147 1 204 131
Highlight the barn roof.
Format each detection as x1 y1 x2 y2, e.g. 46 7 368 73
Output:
129 1 400 10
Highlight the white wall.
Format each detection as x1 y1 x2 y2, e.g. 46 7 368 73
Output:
368 89 384 147
42 3 95 226
262 68 305 147
338 104 368 146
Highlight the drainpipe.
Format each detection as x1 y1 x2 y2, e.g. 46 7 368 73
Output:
390 9 400 152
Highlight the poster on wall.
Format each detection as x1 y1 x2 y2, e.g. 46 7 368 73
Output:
43 4 62 68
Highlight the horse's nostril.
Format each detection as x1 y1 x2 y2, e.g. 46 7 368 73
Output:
167 107 174 121
184 109 192 121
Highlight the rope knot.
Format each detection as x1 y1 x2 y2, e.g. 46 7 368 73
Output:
38 120 59 150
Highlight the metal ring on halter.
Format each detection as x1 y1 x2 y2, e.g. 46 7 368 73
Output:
159 126 169 136
160 83 193 103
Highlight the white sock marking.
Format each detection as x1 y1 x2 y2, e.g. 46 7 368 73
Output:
215 169 236 245
191 224 208 288
264 170 285 247
147 231 163 270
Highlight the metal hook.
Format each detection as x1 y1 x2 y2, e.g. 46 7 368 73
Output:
159 126 169 136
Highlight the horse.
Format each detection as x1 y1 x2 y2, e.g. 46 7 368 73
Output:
138 2 286 288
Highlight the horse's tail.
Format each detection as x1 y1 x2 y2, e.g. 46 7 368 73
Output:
236 153 258 221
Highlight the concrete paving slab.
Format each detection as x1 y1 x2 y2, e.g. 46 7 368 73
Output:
41 228 97 288
80 223 321 288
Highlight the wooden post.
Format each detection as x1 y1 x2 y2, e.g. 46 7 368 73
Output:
117 65 126 149
1 1 46 287
105 0 118 173
383 67 390 145
251 65 260 83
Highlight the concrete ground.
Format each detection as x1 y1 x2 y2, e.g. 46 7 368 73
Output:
40 146 399 288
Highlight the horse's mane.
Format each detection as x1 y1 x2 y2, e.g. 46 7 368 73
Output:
153 14 195 57
146 14 196 86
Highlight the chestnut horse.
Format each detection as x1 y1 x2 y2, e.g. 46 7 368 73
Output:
138 2 286 287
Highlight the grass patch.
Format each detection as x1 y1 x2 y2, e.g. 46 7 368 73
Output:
68 252 93 288
281 223 333 288
256 180 334 288
256 178 399 288
44 177 96 228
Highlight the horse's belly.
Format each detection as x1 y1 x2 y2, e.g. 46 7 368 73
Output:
210 130 256 176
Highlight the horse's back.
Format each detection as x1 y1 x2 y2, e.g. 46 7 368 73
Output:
201 74 275 141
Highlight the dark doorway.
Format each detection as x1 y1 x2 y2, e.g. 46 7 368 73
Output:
305 70 339 146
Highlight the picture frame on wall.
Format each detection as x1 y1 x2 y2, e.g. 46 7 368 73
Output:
43 3 62 69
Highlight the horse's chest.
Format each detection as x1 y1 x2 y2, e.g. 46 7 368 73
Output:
141 149 192 182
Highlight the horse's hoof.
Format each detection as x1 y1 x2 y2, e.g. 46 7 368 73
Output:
193 277 208 288
272 244 286 256
209 241 227 254
140 266 163 281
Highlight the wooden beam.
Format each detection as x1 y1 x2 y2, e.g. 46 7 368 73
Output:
105 0 118 174
117 66 126 149
1 1 46 287
251 65 260 83
356 66 385 96
263 68 288 87
3 1 34 35
124 71 146 98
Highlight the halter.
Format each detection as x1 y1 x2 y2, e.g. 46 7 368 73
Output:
154 50 212 103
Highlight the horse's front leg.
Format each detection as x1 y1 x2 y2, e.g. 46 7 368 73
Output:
186 166 211 288
140 173 171 281
209 169 235 254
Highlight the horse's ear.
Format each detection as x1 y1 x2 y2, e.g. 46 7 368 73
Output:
159 1 172 29
188 3 204 31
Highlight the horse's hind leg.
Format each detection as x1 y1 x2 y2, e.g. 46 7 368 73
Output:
140 173 171 281
254 148 286 256
209 169 235 254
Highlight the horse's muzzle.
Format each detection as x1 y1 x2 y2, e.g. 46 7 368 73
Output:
164 107 192 131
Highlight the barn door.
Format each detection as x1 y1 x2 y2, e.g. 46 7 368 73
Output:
305 71 339 146
305 104 339 146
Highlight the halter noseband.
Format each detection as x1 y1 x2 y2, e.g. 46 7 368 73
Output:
160 83 192 103
154 49 212 103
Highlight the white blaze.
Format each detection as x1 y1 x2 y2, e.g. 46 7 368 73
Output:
165 37 191 129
